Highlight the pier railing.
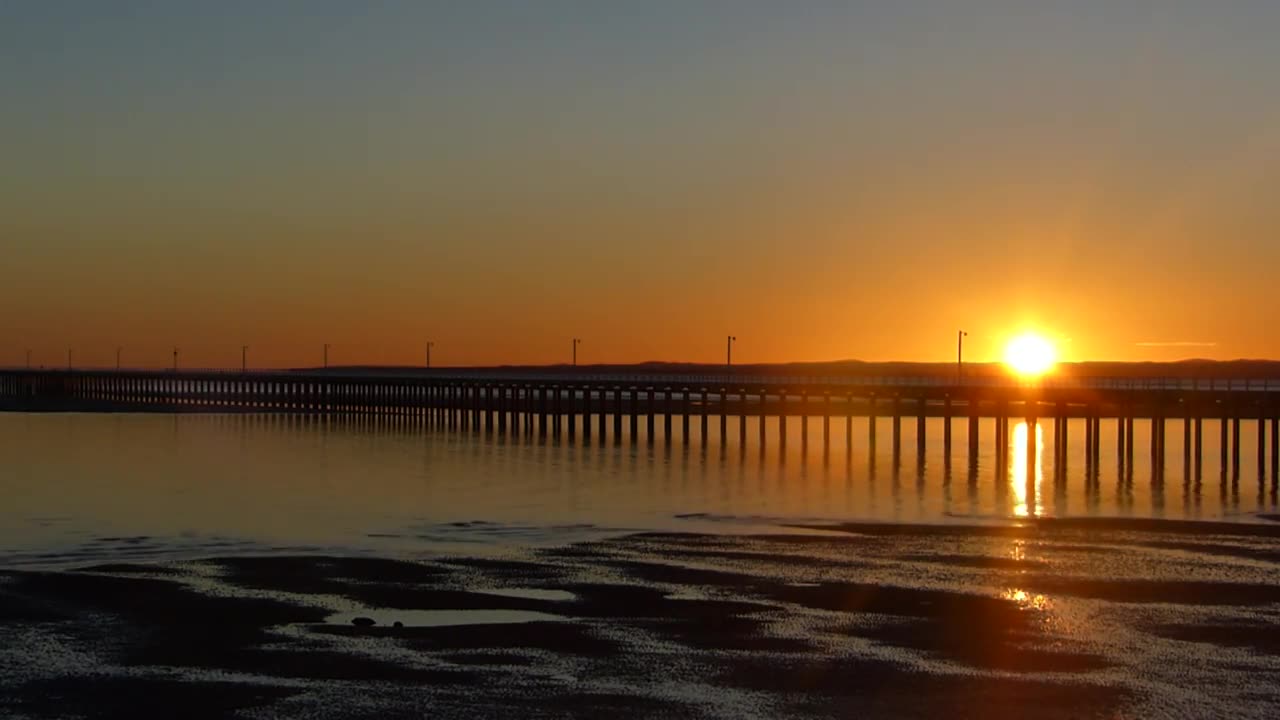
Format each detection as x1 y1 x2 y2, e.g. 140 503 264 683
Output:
1 367 1277 392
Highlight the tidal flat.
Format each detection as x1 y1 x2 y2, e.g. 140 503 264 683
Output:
3 519 1279 719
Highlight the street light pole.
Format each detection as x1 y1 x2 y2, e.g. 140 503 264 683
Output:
426 341 433 369
241 345 248 372
957 330 968 381
726 335 737 369
572 338 581 366
173 347 179 372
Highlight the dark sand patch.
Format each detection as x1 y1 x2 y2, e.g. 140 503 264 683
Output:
1148 621 1280 655
716 655 1128 719
1 675 299 720
436 556 564 577
226 647 482 683
1135 540 1280 565
767 581 1019 620
856 620 1108 673
214 555 449 595
325 620 621 656
1022 577 1280 606
635 612 810 652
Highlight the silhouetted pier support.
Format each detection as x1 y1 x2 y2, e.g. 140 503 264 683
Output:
943 397 953 463
719 389 728 446
1220 418 1229 477
1272 417 1279 486
1194 417 1203 479
844 394 853 456
665 389 675 443
646 389 655 443
868 396 877 454
698 390 708 445
631 389 640 441
1232 417 1242 480
1085 414 1101 480
1151 414 1165 479
1083 415 1092 474
967 399 979 466
891 397 902 465
613 388 623 443
1257 416 1266 482
822 393 830 456
798 392 808 450
916 399 927 465
1052 408 1066 480
779 395 788 451
1182 414 1192 479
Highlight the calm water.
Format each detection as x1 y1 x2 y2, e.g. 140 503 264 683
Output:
1 412 1276 566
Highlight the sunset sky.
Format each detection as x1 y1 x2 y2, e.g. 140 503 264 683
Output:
3 2 1278 369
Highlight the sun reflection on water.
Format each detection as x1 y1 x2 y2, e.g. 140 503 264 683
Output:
1000 588 1052 612
1011 421 1044 518
1008 539 1026 563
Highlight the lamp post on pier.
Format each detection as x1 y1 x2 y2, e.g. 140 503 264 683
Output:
241 345 248 372
572 338 581 366
726 335 737 369
957 330 968 381
172 347 179 372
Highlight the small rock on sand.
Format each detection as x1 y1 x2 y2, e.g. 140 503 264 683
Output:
351 616 376 627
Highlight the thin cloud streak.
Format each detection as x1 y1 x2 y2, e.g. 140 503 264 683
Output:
1134 341 1218 347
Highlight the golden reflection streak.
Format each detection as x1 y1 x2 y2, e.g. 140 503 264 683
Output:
1011 421 1044 518
1000 588 1052 612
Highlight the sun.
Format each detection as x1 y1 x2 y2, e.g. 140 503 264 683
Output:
1004 332 1057 377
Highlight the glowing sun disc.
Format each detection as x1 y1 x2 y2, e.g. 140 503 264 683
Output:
1004 333 1056 376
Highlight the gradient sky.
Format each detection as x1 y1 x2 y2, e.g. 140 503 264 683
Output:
3 1 1279 368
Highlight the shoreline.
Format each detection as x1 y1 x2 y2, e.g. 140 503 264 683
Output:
6 512 1280 573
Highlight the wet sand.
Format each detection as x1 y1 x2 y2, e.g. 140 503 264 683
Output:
3 520 1280 718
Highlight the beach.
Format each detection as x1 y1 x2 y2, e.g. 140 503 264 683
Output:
4 518 1279 718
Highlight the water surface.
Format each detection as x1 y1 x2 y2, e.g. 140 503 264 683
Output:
2 412 1275 565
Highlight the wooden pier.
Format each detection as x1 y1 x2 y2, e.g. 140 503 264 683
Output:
3 368 1279 492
